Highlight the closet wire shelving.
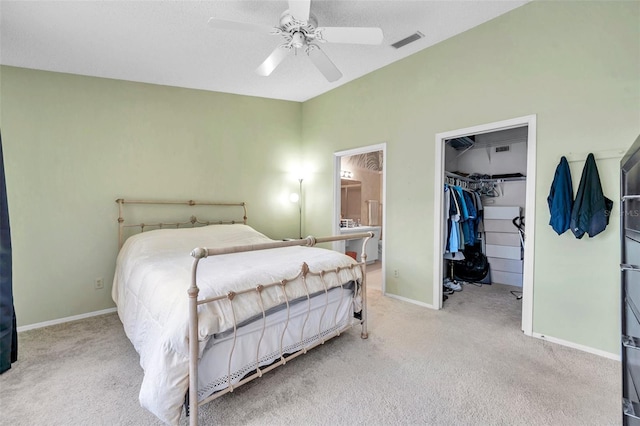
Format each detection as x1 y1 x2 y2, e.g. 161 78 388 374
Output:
445 171 526 198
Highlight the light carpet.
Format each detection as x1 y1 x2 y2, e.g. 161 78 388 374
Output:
1 273 620 425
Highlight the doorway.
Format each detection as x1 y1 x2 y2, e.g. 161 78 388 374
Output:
433 116 536 335
334 143 387 293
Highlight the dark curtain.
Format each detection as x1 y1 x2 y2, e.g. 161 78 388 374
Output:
0 130 17 374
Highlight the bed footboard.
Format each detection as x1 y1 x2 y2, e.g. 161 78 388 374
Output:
187 233 373 425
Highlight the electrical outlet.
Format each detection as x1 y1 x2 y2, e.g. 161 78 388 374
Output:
95 277 104 290
393 269 399 278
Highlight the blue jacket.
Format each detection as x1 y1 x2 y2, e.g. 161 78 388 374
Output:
570 153 613 239
547 156 573 235
462 190 477 245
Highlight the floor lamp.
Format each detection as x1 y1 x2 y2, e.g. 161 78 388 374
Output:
290 178 303 239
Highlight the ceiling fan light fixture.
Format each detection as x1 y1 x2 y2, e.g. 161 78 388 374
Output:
291 32 306 49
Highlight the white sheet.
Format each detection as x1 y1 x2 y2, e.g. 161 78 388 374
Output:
112 224 361 425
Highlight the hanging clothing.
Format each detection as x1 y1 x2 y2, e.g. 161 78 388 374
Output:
451 187 467 248
443 185 451 253
444 184 465 256
444 184 481 256
473 191 483 233
547 156 574 235
0 130 16 374
462 190 477 245
453 187 469 220
447 186 461 254
570 153 613 239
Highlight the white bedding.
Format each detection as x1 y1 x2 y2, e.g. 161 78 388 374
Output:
112 224 361 425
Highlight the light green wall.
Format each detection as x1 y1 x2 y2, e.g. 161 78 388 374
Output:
301 1 640 354
0 67 302 326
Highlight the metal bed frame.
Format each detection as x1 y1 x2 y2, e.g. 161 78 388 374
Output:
116 199 372 425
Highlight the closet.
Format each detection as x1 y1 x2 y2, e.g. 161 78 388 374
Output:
442 127 528 307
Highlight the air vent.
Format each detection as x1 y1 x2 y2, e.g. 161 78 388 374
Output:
391 31 425 49
495 146 510 153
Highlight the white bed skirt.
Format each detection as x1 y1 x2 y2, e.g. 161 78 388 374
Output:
197 285 355 400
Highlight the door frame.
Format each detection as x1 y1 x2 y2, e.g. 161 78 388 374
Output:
334 143 387 293
433 115 537 336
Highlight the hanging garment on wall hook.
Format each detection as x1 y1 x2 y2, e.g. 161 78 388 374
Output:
570 153 613 238
547 156 573 235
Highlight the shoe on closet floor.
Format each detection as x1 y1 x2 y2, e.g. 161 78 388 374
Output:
443 278 462 292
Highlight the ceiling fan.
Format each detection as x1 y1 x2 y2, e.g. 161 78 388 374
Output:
208 0 384 82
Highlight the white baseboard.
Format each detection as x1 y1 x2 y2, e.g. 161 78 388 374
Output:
17 307 117 333
532 332 620 361
384 292 436 310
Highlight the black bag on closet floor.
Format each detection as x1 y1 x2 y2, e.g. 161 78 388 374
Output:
454 243 489 283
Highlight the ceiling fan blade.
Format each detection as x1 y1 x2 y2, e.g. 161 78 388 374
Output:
208 18 274 34
307 45 342 82
255 46 290 76
288 0 311 22
318 27 384 45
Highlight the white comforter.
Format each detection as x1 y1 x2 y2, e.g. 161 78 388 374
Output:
112 224 361 425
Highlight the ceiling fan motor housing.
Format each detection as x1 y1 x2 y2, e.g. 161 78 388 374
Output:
279 11 318 46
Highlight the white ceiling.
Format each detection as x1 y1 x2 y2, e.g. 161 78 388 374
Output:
0 0 529 102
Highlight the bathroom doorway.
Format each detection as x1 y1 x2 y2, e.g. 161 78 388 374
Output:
334 143 386 293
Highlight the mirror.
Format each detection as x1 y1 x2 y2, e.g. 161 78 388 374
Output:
341 179 361 223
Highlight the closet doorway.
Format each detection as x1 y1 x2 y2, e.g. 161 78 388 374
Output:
334 144 386 293
433 116 536 335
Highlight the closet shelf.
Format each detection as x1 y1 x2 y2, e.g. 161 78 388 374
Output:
445 171 526 183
